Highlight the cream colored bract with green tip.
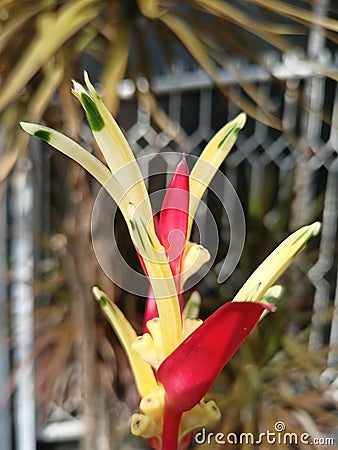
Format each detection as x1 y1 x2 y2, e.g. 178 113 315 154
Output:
233 222 321 303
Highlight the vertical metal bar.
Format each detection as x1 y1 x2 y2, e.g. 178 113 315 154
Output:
198 88 212 139
9 157 36 450
0 181 11 450
328 267 338 366
305 0 329 143
309 169 338 349
304 0 333 349
327 84 338 365
307 0 329 58
292 0 329 230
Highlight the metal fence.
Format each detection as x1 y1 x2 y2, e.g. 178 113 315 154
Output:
1 6 338 450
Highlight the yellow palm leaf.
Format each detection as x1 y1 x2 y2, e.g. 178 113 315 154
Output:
101 21 132 115
0 0 98 111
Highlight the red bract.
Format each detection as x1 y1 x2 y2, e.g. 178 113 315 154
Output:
158 302 269 413
143 158 189 330
159 157 189 281
156 301 270 450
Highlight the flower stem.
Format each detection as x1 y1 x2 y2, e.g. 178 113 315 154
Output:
161 399 181 450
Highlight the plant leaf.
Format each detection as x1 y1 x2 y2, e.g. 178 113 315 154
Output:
0 0 98 111
0 59 64 181
101 21 132 115
197 0 304 35
245 0 338 32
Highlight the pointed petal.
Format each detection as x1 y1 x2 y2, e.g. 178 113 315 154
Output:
159 157 189 278
157 302 268 413
20 122 110 185
92 287 157 397
72 74 155 239
188 113 246 238
19 122 131 215
233 222 321 304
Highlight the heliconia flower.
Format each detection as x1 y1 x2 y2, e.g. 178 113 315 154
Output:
20 73 321 450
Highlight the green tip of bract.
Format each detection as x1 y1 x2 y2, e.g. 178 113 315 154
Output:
236 112 247 128
84 71 98 98
81 93 104 131
217 113 246 149
92 286 107 307
262 285 283 304
34 129 51 142
21 122 49 141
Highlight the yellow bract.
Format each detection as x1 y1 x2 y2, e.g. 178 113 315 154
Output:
233 222 321 303
188 113 246 238
92 287 157 397
127 203 182 355
22 75 184 357
72 73 154 231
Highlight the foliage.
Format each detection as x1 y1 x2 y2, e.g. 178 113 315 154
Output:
1 0 338 179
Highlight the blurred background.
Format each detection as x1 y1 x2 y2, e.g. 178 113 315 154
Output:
0 1 337 449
